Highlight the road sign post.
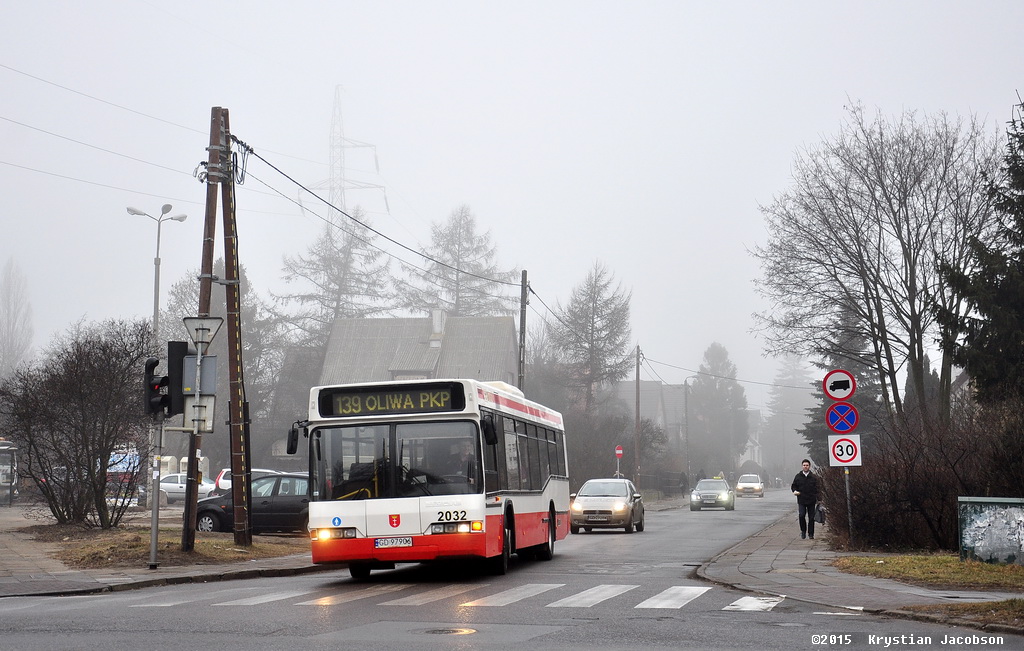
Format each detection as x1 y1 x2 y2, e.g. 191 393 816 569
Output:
615 445 623 477
825 370 860 544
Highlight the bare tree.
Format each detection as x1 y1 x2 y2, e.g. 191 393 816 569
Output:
399 204 519 317
0 257 33 378
547 261 632 411
0 319 149 528
753 104 1001 421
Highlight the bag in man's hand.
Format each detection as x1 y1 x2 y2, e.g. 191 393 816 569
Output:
814 503 826 524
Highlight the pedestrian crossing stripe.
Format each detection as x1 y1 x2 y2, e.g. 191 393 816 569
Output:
461 583 564 607
722 596 784 611
546 584 639 607
380 583 487 606
634 586 710 609
216 590 312 606
295 583 412 606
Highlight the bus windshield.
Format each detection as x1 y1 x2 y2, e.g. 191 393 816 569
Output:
312 420 481 500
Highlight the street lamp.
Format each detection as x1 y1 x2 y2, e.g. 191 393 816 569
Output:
128 204 187 343
128 204 186 570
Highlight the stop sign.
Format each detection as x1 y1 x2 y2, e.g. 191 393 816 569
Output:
615 445 623 458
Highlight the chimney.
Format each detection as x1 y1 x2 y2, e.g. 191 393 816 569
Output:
430 309 446 348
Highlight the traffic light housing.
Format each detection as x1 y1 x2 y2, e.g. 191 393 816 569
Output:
144 357 168 417
166 341 188 417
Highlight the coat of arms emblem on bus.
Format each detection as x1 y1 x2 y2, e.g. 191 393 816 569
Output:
389 514 401 527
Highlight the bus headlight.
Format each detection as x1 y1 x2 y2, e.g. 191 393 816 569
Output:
431 521 482 534
311 527 357 540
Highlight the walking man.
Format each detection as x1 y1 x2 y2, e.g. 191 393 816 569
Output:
791 459 819 539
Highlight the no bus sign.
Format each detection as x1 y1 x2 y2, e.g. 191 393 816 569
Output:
615 445 623 459
828 434 862 466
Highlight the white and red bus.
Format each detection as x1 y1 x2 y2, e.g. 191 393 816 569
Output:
287 378 569 578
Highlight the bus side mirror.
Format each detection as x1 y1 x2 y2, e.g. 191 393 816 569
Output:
286 423 306 455
481 415 497 446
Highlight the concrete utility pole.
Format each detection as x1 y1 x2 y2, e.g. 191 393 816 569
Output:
518 270 528 390
634 345 641 486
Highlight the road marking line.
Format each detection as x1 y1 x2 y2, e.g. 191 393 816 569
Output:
296 584 412 606
462 583 564 607
215 590 312 606
634 586 710 609
723 595 784 611
381 584 488 606
546 584 640 607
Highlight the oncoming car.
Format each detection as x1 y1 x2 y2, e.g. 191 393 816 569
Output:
690 478 735 511
570 478 645 533
735 474 765 498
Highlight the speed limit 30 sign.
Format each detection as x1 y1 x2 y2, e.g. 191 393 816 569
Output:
828 434 862 467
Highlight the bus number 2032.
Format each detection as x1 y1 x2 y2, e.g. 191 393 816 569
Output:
438 510 467 521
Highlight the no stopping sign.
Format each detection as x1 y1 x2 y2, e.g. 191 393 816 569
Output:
828 434 862 467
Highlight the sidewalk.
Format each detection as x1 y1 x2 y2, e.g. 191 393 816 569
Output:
1 499 1022 635
0 502 334 598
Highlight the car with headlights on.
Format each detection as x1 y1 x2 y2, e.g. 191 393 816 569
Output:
570 478 645 533
735 473 765 498
690 478 735 510
196 472 310 534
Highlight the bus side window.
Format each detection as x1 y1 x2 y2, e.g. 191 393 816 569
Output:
484 412 507 493
504 417 520 490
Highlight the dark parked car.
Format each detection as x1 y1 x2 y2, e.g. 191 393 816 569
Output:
570 477 645 534
195 472 310 534
690 478 735 511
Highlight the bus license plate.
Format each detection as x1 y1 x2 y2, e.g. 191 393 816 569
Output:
374 536 413 549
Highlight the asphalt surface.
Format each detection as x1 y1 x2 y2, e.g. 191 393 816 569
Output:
1 497 1021 637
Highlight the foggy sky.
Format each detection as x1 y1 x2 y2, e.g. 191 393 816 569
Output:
2 1 1022 415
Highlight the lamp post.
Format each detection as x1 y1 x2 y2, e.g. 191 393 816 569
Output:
683 374 700 487
128 204 187 342
128 204 186 569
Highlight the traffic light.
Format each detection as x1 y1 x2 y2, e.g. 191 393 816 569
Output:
144 357 168 417
166 341 188 417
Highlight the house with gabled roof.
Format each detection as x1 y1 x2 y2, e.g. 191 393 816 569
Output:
320 310 519 385
265 310 519 468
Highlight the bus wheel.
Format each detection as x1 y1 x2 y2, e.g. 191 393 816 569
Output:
487 522 511 575
349 562 371 580
534 510 556 561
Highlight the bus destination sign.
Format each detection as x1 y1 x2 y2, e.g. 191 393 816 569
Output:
318 382 465 418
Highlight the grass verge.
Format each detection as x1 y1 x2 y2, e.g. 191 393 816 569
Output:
26 523 309 568
833 555 1024 629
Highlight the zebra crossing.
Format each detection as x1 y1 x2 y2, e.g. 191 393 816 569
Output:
126 582 787 612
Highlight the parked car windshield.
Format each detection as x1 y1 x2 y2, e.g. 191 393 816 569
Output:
578 481 629 497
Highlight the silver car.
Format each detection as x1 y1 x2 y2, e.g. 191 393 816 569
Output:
570 478 645 534
735 474 765 498
153 473 216 503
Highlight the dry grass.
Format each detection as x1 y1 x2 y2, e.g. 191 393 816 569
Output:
902 599 1024 629
25 523 310 569
832 554 1024 591
833 554 1024 629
